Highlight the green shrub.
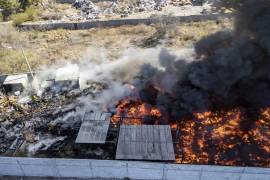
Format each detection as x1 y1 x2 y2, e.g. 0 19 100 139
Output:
19 0 41 10
11 12 29 25
0 0 20 20
25 6 39 20
11 6 39 25
0 13 3 21
0 0 40 21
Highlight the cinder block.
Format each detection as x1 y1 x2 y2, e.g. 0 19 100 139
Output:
201 172 241 180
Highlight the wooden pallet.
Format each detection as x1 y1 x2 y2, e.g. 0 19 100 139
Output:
75 112 111 144
116 125 175 161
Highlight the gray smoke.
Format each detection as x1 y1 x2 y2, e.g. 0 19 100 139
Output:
134 0 270 119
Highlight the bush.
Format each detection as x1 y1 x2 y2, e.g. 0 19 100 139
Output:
0 0 40 21
19 0 41 10
0 13 3 21
10 12 29 25
0 0 20 20
11 6 39 25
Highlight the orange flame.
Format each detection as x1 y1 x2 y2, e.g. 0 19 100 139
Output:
111 97 270 167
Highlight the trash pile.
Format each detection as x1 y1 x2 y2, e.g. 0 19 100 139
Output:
0 69 115 159
73 0 199 19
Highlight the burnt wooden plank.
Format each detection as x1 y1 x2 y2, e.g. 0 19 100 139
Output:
86 112 95 121
116 125 175 161
164 125 175 160
75 112 111 143
94 112 101 120
159 125 168 159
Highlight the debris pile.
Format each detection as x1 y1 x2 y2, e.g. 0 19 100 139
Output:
73 0 101 19
0 70 114 158
73 0 199 19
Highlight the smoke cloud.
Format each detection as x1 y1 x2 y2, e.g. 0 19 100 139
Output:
28 0 270 125
133 0 270 120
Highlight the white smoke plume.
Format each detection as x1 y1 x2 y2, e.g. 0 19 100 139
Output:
29 47 196 122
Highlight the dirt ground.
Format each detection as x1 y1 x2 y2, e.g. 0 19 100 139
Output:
0 19 232 74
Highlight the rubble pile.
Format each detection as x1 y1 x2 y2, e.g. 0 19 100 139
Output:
73 0 198 19
73 0 101 19
0 77 114 158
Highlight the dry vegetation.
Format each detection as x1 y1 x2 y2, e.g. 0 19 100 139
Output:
0 19 232 74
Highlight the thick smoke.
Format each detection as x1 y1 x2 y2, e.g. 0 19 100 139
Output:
30 47 194 123
135 0 270 120
29 0 270 124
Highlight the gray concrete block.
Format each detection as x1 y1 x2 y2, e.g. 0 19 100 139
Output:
0 163 24 176
18 158 59 177
127 161 164 179
0 157 19 164
91 160 127 179
165 164 202 171
201 172 241 180
55 159 92 177
18 158 54 165
244 167 270 174
164 170 201 180
57 165 92 178
55 158 90 166
202 165 244 173
240 174 270 180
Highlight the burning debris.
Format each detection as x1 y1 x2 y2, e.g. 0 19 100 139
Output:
112 0 270 167
0 0 269 167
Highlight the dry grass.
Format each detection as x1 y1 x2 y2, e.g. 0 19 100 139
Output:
0 19 232 74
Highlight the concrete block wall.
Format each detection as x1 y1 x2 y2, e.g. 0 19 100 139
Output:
19 14 233 31
1 157 270 180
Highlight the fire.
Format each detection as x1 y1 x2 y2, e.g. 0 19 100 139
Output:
112 98 162 125
175 108 270 167
112 97 270 167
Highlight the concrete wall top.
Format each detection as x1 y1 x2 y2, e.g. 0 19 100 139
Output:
19 14 234 31
0 157 270 180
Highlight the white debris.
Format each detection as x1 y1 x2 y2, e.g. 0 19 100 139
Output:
28 136 66 154
3 74 29 86
73 0 100 19
18 96 32 104
73 0 202 20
